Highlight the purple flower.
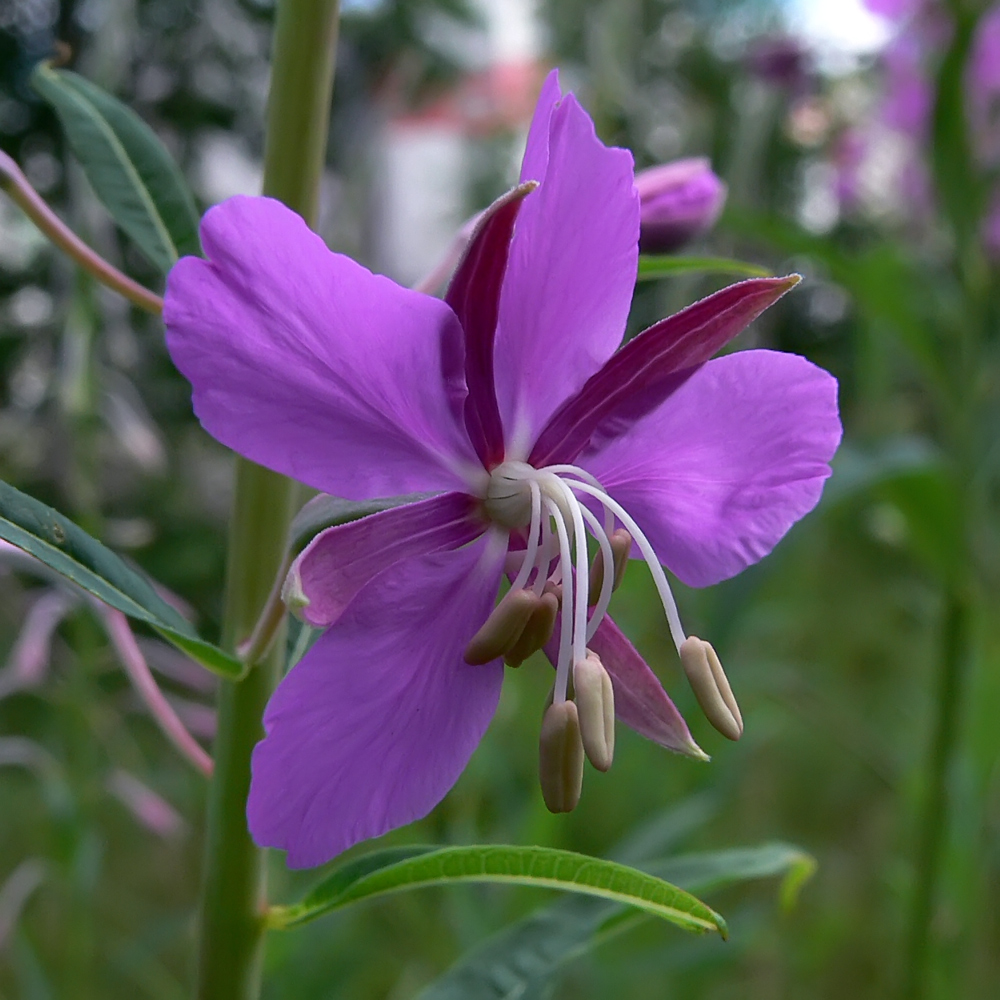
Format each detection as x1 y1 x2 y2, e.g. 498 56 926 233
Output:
164 71 842 868
634 158 727 254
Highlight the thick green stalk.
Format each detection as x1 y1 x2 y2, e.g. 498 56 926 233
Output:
901 590 970 1000
195 3 340 999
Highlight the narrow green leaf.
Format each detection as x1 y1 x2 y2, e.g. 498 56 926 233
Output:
0 479 242 679
649 842 816 911
267 845 726 938
31 63 201 274
638 254 772 281
415 842 813 1000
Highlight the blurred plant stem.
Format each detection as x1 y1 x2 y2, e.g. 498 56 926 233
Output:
194 3 340 999
902 589 971 1000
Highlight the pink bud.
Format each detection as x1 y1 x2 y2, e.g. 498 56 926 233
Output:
635 158 727 254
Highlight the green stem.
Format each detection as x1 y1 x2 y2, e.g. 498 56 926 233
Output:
194 4 340 999
902 590 970 1000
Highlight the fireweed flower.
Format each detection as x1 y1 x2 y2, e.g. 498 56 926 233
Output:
164 71 842 868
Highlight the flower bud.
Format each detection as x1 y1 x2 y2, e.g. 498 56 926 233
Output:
588 529 632 605
538 699 584 813
572 652 615 771
679 636 743 741
464 588 539 665
504 589 559 667
281 561 310 620
635 158 727 254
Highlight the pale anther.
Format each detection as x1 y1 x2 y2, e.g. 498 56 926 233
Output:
464 588 538 665
572 652 615 771
679 636 743 741
538 699 584 813
588 528 632 605
504 590 559 667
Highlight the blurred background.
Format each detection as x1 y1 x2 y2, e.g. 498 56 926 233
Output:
1 0 999 997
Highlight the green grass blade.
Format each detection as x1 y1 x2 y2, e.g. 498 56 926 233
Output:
637 254 772 281
31 63 201 274
0 478 242 679
267 845 726 938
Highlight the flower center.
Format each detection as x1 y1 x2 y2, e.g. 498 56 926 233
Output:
480 460 689 708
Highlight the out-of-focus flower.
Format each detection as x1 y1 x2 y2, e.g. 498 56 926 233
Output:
968 5 1000 165
864 0 924 24
746 35 813 93
635 157 727 254
164 70 842 868
983 191 1000 257
839 1 1000 240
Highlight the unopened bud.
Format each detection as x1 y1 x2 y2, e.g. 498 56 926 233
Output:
281 561 310 620
464 589 538 665
573 652 615 771
635 158 727 254
679 636 743 741
538 699 584 813
505 590 559 667
588 529 632 605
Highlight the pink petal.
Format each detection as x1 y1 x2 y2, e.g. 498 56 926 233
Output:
164 196 478 499
289 492 487 628
446 185 536 469
529 276 800 468
494 87 639 457
519 69 563 186
583 350 842 587
248 537 505 868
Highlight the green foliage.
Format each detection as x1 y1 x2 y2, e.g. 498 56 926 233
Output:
0 478 241 679
30 63 201 275
268 845 728 938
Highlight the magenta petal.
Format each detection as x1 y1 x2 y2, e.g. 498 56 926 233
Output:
494 92 639 456
519 69 562 185
249 537 505 868
446 185 536 469
290 493 486 628
588 616 704 757
583 350 842 587
529 275 800 468
164 196 477 499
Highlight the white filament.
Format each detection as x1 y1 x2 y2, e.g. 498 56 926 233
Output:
510 479 542 594
577 504 614 640
545 496 574 703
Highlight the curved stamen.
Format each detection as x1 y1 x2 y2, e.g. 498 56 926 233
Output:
545 495 574 703
542 463 615 537
577 504 614 641
565 481 687 652
510 479 542 594
532 518 556 596
550 477 590 667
